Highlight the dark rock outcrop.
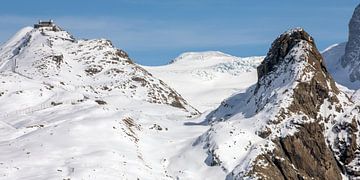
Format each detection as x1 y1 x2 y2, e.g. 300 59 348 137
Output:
275 123 342 180
257 28 315 80
240 123 342 180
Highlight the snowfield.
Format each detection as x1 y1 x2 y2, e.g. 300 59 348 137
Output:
144 51 264 112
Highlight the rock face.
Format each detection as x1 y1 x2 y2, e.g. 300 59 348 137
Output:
341 4 360 82
262 123 342 180
197 28 360 179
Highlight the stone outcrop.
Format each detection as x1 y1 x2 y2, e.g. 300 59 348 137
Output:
238 123 343 180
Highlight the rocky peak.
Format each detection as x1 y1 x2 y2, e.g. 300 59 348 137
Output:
208 28 340 123
246 28 358 179
341 4 360 82
255 28 339 118
202 28 358 179
258 28 321 80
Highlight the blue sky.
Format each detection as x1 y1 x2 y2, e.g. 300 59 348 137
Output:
0 0 358 65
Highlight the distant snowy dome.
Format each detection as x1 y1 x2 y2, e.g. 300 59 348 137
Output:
169 51 234 64
144 51 263 112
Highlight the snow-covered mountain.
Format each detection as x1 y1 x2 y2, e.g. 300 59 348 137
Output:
0 22 206 179
175 28 359 179
0 24 197 113
322 4 360 90
1 18 360 180
144 51 264 112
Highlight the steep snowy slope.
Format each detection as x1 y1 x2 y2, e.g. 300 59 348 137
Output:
0 22 206 180
169 28 360 179
144 52 264 112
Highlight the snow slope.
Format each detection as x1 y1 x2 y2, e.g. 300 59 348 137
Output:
144 51 264 112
